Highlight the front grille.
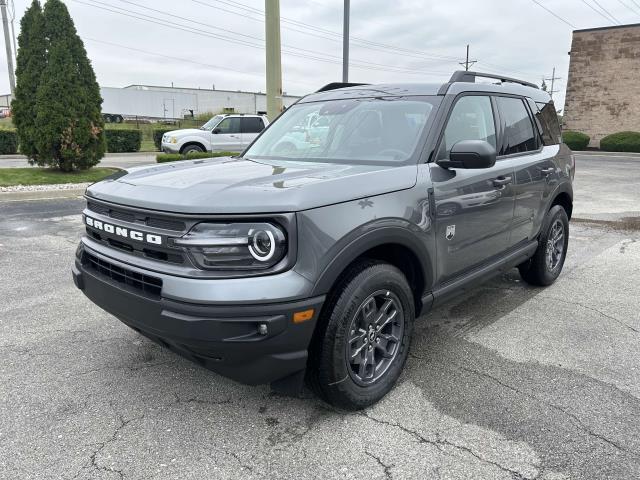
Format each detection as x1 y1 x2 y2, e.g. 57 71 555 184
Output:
87 202 186 232
84 252 162 298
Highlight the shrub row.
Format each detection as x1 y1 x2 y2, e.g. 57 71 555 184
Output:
156 151 236 163
562 131 590 151
105 129 141 153
600 131 640 153
0 130 18 155
153 128 174 150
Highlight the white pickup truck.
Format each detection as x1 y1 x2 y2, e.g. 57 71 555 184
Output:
161 114 269 154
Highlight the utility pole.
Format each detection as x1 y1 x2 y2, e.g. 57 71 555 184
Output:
0 0 15 95
459 44 477 71
265 0 283 121
544 67 561 100
342 0 350 82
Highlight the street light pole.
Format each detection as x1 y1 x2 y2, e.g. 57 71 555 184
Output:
342 0 350 82
265 0 283 120
0 0 15 95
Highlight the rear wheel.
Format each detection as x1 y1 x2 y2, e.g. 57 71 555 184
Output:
518 205 569 286
307 261 414 409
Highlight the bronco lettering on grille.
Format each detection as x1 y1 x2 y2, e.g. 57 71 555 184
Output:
85 216 162 245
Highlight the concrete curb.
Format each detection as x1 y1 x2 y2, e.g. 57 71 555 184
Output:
0 152 156 160
0 188 86 202
574 150 640 157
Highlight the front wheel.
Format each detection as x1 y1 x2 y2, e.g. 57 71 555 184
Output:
181 144 204 154
307 261 414 409
518 205 569 286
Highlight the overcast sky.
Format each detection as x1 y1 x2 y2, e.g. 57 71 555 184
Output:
1 0 638 109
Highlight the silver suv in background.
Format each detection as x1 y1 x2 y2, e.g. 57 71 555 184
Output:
161 114 269 154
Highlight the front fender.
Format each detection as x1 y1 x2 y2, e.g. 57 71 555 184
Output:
308 223 434 297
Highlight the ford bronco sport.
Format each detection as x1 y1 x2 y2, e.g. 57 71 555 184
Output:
73 71 573 409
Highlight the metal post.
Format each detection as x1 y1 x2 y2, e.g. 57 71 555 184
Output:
459 44 476 71
342 0 350 82
0 0 15 95
265 0 283 121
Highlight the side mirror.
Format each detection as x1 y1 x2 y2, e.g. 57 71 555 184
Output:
437 140 496 169
212 128 221 134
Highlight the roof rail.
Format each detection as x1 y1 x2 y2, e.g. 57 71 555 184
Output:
449 70 539 90
316 82 369 93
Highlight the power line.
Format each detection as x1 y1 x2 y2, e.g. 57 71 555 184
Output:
528 0 577 28
579 0 617 24
193 0 465 63
591 0 622 24
617 0 640 16
72 0 453 78
83 36 316 88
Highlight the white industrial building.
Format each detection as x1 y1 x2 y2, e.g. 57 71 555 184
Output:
0 84 302 119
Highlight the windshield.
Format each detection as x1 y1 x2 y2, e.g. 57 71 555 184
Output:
201 115 224 130
244 96 439 164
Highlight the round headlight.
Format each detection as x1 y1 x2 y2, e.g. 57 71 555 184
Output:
249 229 275 261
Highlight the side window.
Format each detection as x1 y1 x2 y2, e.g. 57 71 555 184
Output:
496 97 537 155
437 95 496 160
215 117 241 134
534 101 561 146
241 117 265 134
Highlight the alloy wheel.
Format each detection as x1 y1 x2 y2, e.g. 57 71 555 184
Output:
345 290 404 386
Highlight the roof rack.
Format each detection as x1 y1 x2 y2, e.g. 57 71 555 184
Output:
316 82 369 93
449 70 539 90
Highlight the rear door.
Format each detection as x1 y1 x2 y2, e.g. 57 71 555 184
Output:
494 96 555 245
430 94 516 284
240 117 266 146
211 117 243 151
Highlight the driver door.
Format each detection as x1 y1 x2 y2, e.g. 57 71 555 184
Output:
429 94 516 284
211 117 243 152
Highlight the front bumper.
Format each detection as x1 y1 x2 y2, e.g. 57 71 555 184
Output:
161 142 180 154
72 244 324 386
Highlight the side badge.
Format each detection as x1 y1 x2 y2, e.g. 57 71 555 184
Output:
446 225 456 241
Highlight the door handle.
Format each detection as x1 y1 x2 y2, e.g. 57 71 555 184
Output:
540 167 555 176
492 176 512 187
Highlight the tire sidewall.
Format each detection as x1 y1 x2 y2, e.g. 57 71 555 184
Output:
539 205 570 282
321 264 414 408
182 145 204 154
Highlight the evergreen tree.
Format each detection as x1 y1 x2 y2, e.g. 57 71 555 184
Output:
12 1 46 164
35 0 104 171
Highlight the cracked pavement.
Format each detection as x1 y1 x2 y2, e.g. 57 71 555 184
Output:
1 155 640 479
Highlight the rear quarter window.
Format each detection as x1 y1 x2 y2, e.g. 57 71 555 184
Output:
534 101 561 146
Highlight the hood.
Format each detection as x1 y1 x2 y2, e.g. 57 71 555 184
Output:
166 128 208 138
86 157 417 214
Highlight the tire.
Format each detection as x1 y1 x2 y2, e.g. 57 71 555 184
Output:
518 205 569 286
181 144 204 154
307 261 415 410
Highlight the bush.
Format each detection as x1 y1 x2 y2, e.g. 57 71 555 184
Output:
152 128 174 150
599 131 640 153
0 130 18 154
562 131 590 150
105 129 142 153
156 151 236 163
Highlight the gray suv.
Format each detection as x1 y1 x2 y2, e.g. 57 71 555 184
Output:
73 71 573 409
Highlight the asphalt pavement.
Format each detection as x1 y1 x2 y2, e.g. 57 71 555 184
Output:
1 156 639 479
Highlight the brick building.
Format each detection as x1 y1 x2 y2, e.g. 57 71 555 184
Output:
563 23 640 147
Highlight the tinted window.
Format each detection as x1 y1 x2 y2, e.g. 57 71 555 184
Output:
534 101 561 146
244 96 439 165
215 117 241 134
241 117 265 134
496 97 537 155
438 95 496 160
